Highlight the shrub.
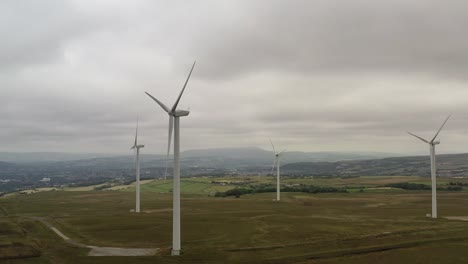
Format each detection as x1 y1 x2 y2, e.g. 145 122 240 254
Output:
215 184 347 198
385 182 430 190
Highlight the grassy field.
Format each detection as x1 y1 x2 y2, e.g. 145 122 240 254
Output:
122 178 234 195
0 176 467 263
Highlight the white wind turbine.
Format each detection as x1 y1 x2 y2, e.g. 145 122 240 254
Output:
407 115 451 219
131 118 144 213
269 139 286 201
145 61 195 256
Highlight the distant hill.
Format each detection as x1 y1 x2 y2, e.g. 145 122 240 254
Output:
0 148 394 169
177 147 393 168
1 150 467 194
0 161 15 169
0 152 113 163
282 153 468 177
7 149 467 178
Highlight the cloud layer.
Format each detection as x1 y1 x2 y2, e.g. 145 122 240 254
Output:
2 0 468 155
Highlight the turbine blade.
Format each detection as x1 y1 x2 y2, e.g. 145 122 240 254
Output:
164 159 170 180
167 116 174 158
133 148 136 169
270 158 277 175
134 116 139 147
407 132 429 143
431 114 451 143
164 116 174 179
145 92 170 113
171 61 196 113
269 138 276 154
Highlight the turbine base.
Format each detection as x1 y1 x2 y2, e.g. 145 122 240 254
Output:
171 249 181 256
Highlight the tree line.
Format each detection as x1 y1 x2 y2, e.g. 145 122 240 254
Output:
214 184 347 198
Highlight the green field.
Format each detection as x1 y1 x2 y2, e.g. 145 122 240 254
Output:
1 176 468 263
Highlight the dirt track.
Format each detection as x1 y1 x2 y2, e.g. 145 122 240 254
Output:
31 217 159 256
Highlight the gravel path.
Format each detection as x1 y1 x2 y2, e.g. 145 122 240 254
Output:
445 216 468 221
31 217 159 256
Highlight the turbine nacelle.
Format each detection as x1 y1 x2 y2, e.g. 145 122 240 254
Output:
174 109 190 117
432 141 440 145
131 144 145 149
275 151 285 157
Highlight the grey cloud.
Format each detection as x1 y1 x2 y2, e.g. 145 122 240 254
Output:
2 1 468 154
0 0 122 71
185 0 468 80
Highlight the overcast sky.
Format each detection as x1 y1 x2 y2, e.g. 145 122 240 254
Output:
2 0 468 155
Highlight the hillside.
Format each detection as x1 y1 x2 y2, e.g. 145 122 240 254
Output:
180 147 392 168
0 161 15 170
283 153 468 177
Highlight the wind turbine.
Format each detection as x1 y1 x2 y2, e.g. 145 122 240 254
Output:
131 117 144 213
407 115 451 219
145 61 195 256
269 139 285 201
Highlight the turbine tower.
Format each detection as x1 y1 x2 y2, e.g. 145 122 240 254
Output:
407 115 451 219
269 139 285 201
131 118 144 213
145 61 195 256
